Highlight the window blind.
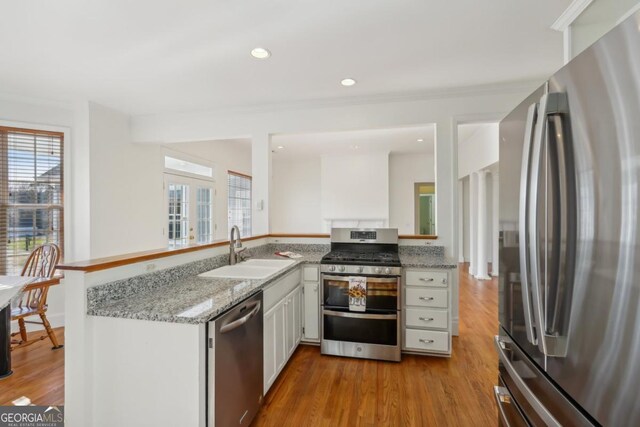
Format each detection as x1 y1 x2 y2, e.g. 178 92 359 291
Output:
0 127 64 275
227 171 251 237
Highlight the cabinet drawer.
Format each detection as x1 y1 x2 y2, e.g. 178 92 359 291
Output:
405 329 449 352
406 270 448 287
303 266 319 282
405 288 448 308
405 308 448 329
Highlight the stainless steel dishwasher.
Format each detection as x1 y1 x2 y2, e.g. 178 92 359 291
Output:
208 291 263 426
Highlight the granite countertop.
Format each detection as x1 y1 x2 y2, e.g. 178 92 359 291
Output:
399 254 457 269
87 246 327 325
87 243 456 326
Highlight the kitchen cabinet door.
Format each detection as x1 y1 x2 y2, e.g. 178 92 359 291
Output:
275 301 287 373
285 295 296 358
263 305 277 394
303 282 319 341
295 287 303 345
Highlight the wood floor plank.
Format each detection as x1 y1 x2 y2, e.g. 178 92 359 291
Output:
253 264 498 427
0 327 64 406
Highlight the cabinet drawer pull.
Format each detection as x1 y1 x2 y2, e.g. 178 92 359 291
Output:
418 317 435 321
419 339 435 344
419 277 435 282
418 296 434 301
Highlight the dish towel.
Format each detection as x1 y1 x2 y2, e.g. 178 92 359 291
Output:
348 276 367 312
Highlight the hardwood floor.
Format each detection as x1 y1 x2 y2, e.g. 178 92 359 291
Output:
253 264 499 427
0 265 497 426
0 327 64 406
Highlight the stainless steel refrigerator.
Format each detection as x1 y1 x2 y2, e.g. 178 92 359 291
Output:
497 10 640 427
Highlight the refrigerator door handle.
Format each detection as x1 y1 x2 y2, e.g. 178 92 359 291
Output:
518 102 539 345
495 336 562 427
544 92 574 358
528 93 549 355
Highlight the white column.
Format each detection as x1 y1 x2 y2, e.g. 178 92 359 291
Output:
469 172 478 276
477 170 491 280
458 179 464 263
434 118 456 257
492 171 500 276
251 133 271 236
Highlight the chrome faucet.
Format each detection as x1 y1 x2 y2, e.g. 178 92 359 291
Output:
229 225 247 265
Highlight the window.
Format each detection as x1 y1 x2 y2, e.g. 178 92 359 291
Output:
167 183 189 247
196 187 213 243
165 174 214 248
0 127 64 275
227 171 251 236
164 155 213 178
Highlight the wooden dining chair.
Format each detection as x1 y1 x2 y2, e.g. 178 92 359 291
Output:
10 243 63 350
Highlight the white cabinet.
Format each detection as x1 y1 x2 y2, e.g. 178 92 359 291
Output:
285 286 302 358
264 281 303 394
302 265 320 342
403 268 452 357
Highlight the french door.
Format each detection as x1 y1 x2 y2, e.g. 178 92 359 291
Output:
164 174 215 247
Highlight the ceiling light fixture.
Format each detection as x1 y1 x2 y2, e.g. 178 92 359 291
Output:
417 138 424 142
352 145 359 149
277 145 284 149
250 47 271 59
341 78 357 87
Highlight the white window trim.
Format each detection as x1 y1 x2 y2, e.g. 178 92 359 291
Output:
163 148 216 182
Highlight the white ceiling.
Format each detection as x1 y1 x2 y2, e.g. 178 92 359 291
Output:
0 1 569 115
271 125 435 161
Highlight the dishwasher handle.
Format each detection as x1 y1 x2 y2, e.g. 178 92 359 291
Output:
220 300 261 334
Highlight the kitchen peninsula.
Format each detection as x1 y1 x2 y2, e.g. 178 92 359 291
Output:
58 235 456 427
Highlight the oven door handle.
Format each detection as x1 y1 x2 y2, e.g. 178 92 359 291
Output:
322 275 399 283
323 310 397 320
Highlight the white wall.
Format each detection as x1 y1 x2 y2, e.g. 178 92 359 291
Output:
271 157 322 233
129 84 538 258
458 123 499 179
88 108 253 257
167 139 252 239
389 153 435 234
320 152 389 225
89 103 166 259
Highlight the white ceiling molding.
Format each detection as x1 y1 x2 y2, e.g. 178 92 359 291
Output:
551 0 595 31
135 79 543 119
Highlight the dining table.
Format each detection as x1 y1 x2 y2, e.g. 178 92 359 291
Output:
0 275 36 378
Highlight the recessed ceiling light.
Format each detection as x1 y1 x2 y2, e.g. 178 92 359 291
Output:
277 145 284 149
352 145 359 149
341 78 356 87
417 138 424 142
250 47 271 59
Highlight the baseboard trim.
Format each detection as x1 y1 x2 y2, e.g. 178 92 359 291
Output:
452 319 459 336
10 312 65 333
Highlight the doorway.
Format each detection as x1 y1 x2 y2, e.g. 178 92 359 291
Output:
414 182 435 235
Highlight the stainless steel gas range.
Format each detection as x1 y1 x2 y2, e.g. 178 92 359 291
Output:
320 228 401 362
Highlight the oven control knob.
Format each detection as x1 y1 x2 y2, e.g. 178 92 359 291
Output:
374 267 382 274
356 266 363 273
338 265 346 272
384 267 392 274
329 265 335 272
